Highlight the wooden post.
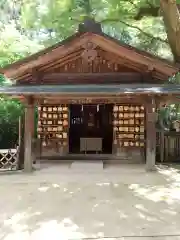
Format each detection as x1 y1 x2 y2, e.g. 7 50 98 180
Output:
18 116 21 147
24 98 34 172
31 105 36 164
18 112 25 170
145 97 157 171
160 130 165 163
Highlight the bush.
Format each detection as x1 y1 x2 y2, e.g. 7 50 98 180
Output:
0 97 24 148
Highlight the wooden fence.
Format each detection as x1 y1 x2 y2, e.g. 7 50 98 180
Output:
0 148 19 171
156 130 180 163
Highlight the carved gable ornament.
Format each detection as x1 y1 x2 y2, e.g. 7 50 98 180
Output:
81 42 97 62
47 44 134 74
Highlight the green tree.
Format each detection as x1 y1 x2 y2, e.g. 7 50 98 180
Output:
0 0 175 61
1 0 179 62
13 0 171 59
0 15 43 148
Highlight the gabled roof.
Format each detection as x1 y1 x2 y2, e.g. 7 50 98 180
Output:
0 19 179 81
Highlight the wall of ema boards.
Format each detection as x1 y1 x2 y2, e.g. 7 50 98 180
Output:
37 105 69 154
113 104 145 148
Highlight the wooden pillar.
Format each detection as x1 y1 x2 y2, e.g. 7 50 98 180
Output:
160 130 165 163
145 97 157 171
24 98 34 172
31 105 36 164
18 113 25 170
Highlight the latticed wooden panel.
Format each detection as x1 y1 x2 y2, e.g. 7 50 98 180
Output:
0 149 19 170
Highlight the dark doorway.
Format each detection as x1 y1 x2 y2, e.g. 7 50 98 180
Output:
69 104 113 154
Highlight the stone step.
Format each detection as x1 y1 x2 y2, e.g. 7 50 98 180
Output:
70 160 104 170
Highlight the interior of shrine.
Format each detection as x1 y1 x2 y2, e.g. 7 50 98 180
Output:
69 104 113 154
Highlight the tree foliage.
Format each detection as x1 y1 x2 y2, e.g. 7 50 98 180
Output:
0 0 178 61
0 97 23 148
0 0 172 58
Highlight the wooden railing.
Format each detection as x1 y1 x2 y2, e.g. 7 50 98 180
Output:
156 130 180 162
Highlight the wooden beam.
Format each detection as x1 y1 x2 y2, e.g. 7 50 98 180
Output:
92 34 178 77
42 55 81 73
39 48 82 72
42 72 142 82
142 70 153 83
3 33 91 78
36 95 147 105
99 49 147 73
41 72 163 85
16 71 162 85
31 68 42 84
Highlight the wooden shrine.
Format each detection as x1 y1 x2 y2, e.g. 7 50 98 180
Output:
0 18 179 172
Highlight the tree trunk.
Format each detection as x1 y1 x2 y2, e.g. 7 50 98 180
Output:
160 0 180 63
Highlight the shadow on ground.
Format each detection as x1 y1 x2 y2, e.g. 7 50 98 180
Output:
0 165 180 239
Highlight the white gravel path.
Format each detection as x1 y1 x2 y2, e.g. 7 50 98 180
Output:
0 164 180 240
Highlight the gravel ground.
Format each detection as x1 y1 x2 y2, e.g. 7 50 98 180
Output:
0 163 180 240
